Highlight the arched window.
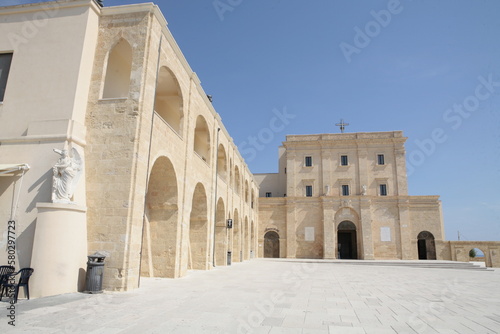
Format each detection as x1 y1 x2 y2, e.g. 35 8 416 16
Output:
217 144 228 181
244 180 249 203
102 39 132 98
234 166 241 194
193 116 211 163
155 66 183 135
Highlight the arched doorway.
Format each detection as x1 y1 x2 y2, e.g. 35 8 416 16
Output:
417 231 436 260
141 156 178 278
337 221 357 259
189 183 209 269
264 231 280 258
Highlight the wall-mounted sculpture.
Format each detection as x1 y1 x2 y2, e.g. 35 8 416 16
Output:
52 148 83 204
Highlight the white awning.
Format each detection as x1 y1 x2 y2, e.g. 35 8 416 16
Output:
0 163 30 175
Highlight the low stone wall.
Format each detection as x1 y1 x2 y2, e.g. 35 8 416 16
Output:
437 241 500 268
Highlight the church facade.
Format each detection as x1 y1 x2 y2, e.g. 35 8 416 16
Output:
255 131 445 261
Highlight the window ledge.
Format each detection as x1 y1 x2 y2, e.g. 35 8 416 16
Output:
98 97 128 102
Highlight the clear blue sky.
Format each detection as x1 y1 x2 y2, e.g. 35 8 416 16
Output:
9 0 500 242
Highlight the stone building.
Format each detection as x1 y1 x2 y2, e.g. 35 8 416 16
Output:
1 0 499 302
0 0 258 298
255 131 446 260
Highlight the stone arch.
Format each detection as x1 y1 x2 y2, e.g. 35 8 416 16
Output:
334 207 361 259
337 221 358 259
234 165 241 194
217 144 228 181
243 216 249 260
244 180 249 203
102 38 132 98
469 247 485 263
141 156 178 278
193 115 211 163
233 209 241 262
215 198 227 266
264 231 280 258
189 183 209 269
417 231 436 260
155 66 184 136
251 189 255 209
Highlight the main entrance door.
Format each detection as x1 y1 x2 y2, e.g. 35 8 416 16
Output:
337 221 357 259
264 231 280 258
417 231 436 260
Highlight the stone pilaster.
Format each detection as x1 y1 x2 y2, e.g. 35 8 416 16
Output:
322 199 336 259
394 145 408 196
360 198 374 259
357 148 369 196
285 200 296 258
398 199 412 259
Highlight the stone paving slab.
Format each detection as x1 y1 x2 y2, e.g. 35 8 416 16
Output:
1 259 499 333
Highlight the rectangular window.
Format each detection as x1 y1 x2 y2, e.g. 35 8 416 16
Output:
377 154 385 165
340 155 348 166
341 185 349 196
0 53 13 102
305 156 312 167
380 184 387 196
265 192 272 198
305 185 313 197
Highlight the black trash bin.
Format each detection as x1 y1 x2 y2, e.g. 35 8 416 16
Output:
84 252 106 294
227 251 232 266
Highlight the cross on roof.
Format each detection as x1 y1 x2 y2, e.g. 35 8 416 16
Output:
335 119 349 133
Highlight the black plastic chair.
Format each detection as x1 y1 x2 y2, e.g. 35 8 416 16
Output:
0 268 34 303
0 266 15 290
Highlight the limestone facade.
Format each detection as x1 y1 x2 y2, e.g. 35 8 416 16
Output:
255 132 446 261
0 0 258 297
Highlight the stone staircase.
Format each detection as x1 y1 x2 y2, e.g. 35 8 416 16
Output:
328 260 493 271
269 258 495 271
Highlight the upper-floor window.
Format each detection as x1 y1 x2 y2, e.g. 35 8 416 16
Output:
0 53 13 102
377 154 385 165
379 184 387 196
265 192 272 198
305 185 313 197
102 39 132 99
305 156 312 167
341 184 350 196
340 155 348 166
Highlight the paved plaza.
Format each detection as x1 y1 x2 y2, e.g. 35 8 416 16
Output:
1 259 500 334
